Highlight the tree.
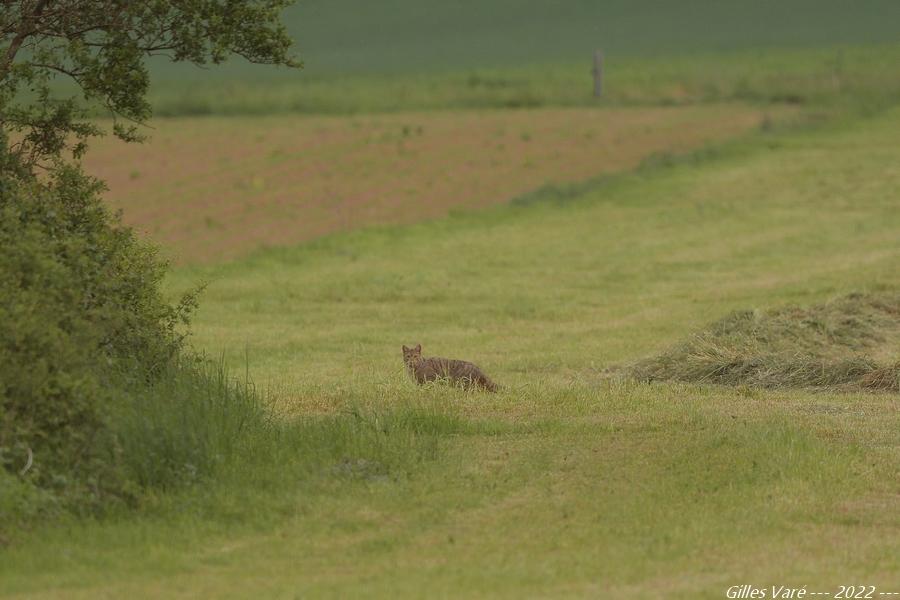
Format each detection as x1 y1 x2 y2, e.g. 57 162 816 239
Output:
0 0 299 174
0 1 299 517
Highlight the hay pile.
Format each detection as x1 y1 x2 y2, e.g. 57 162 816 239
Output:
629 292 900 392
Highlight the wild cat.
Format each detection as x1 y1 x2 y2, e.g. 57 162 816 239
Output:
402 344 499 392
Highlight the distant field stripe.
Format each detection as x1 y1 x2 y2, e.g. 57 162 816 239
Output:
87 104 781 264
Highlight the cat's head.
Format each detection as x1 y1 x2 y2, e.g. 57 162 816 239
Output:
402 344 422 364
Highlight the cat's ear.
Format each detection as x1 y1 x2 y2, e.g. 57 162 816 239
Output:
402 345 410 352
414 344 421 352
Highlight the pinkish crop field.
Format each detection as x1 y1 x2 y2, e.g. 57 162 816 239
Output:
86 104 778 263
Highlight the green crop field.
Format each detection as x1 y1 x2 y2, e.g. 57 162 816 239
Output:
158 0 900 76
3 1 900 598
137 1 900 116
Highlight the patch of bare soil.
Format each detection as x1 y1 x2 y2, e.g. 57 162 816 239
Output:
86 105 779 264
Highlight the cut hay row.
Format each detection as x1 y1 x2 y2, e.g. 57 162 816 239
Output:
629 292 900 392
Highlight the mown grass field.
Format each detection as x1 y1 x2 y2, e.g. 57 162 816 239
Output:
3 96 898 597
6 2 900 595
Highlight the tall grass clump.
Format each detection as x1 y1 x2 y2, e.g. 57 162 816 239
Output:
629 292 900 392
115 360 448 497
3 347 452 540
114 359 268 491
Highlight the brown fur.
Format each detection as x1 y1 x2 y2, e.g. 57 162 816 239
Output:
402 344 499 392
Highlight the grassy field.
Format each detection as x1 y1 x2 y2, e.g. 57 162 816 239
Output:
131 0 900 117
3 99 898 597
282 0 900 73
143 43 900 116
4 0 900 596
89 104 783 263
151 0 900 78
46 2 900 118
168 108 900 392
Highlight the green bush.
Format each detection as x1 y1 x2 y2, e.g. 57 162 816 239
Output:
0 136 446 539
0 139 197 519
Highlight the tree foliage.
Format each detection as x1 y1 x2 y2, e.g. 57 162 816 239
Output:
0 1 299 525
0 0 299 172
0 142 200 511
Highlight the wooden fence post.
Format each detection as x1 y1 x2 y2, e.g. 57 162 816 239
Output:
593 50 604 98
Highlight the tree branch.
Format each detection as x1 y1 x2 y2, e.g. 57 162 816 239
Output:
2 0 52 78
